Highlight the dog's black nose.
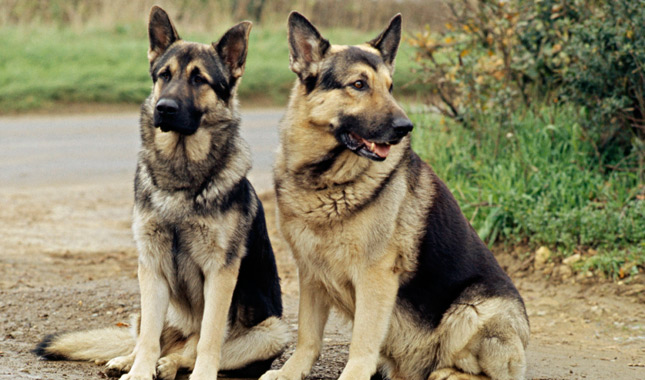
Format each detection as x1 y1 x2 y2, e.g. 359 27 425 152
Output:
392 117 414 137
156 98 179 116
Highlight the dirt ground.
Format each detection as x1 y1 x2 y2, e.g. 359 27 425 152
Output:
1 181 644 380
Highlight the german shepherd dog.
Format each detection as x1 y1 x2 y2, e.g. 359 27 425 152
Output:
260 12 529 380
34 6 289 380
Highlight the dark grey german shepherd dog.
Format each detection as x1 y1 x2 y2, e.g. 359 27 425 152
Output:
34 6 288 380
260 12 529 380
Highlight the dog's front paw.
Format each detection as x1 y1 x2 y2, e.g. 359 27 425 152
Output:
105 355 134 377
259 369 299 380
189 367 219 380
156 356 180 380
338 365 372 380
118 374 155 380
428 368 488 380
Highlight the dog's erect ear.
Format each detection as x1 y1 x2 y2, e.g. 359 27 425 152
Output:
213 21 252 79
148 6 181 65
367 14 402 72
287 12 330 79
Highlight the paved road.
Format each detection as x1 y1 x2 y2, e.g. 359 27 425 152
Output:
0 109 282 191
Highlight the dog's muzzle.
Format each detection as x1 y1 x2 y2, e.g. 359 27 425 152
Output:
154 98 198 135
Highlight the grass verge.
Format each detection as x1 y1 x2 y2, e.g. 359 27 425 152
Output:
410 105 645 280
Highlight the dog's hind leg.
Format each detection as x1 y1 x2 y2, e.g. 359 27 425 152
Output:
432 298 528 380
155 334 198 380
154 311 289 379
476 332 526 380
219 316 290 375
427 368 489 380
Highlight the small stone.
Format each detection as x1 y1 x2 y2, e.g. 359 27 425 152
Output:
534 246 551 270
589 305 604 317
563 253 582 266
555 265 573 280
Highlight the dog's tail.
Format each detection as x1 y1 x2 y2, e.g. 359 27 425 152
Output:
34 326 135 364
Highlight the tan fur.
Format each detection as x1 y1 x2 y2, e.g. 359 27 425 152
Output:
154 124 212 162
262 12 528 380
40 328 135 365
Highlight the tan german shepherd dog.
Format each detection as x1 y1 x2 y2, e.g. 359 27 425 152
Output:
34 6 289 380
260 12 529 380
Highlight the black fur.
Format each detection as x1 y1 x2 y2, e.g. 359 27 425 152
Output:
229 200 283 327
318 69 343 91
32 334 66 361
293 144 346 183
219 355 278 378
303 74 319 94
340 46 381 72
148 6 180 66
367 14 402 69
214 22 252 90
397 155 524 329
317 47 382 92
337 113 404 145
287 12 330 65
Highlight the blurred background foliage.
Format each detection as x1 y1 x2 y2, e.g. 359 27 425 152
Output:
0 0 445 31
0 0 643 280
0 0 441 111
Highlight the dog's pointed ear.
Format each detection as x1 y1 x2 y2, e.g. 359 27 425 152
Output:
148 6 181 65
288 12 330 79
368 13 402 72
213 21 253 79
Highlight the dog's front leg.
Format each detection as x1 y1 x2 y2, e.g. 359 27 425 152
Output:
189 262 239 380
338 259 399 380
116 264 170 380
260 273 330 380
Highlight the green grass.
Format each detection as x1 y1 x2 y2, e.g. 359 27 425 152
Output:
409 105 645 280
0 26 150 111
0 24 422 113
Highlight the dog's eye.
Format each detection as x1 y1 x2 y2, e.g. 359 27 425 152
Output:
352 80 366 90
389 83 394 93
193 75 208 85
159 70 171 81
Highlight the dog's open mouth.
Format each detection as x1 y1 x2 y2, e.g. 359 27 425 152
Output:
340 132 392 161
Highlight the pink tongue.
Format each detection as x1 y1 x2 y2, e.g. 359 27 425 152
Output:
373 143 391 158
360 136 391 158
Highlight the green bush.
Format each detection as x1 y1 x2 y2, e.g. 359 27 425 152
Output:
408 0 644 175
561 1 645 160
